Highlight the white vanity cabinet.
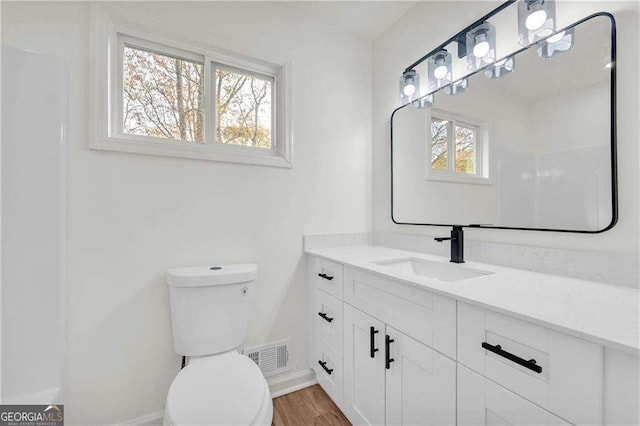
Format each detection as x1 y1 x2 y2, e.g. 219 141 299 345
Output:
310 256 457 425
307 254 640 426
342 304 456 425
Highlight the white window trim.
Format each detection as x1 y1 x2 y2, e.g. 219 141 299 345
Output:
90 5 293 168
426 108 492 185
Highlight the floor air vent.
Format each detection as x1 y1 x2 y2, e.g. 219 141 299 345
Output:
243 339 291 377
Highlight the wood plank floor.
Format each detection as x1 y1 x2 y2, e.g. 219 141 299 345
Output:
272 385 351 426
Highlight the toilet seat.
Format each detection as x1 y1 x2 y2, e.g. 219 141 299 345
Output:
164 351 273 426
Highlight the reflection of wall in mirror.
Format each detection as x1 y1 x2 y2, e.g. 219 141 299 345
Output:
496 82 612 230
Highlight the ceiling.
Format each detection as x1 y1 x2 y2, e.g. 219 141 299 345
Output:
109 1 417 43
279 1 417 41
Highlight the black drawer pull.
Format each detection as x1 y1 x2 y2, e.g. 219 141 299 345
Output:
385 335 395 369
370 326 379 358
318 312 334 323
318 273 334 281
318 360 333 375
482 342 542 374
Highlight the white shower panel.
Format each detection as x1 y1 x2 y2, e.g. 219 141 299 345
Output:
1 46 67 404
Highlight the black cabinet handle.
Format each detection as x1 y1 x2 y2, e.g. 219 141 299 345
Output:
370 326 379 358
482 342 542 374
318 312 334 323
385 335 395 369
318 273 334 281
318 360 333 375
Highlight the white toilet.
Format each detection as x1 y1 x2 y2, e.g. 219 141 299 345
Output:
164 264 273 426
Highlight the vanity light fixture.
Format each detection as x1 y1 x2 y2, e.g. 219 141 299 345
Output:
412 93 434 109
428 50 452 89
466 22 497 70
444 78 468 95
518 0 556 46
399 69 420 104
485 56 515 78
398 0 576 106
537 27 574 58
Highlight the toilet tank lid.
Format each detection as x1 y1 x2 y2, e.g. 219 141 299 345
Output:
167 264 257 287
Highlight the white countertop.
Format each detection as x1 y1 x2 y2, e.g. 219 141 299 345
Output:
305 245 640 355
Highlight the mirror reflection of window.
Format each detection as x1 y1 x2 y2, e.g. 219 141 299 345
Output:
455 124 476 174
430 114 479 177
430 118 449 170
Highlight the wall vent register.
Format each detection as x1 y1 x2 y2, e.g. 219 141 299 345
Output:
243 339 291 377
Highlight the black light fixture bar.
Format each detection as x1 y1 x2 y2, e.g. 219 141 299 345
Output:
403 0 516 73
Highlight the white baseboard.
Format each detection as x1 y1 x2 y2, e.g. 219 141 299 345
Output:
114 410 164 426
267 368 317 398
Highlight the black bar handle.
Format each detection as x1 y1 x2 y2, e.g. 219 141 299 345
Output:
370 326 379 358
482 342 542 374
318 273 334 281
318 360 333 375
318 312 334 323
385 335 395 369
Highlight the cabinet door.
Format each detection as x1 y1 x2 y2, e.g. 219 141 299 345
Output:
344 305 386 425
458 364 571 426
385 326 456 425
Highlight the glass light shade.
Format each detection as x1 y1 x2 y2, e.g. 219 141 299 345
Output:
518 0 556 46
537 28 574 58
427 50 452 89
444 78 468 96
399 69 420 104
412 93 434 109
485 56 515 79
466 22 497 70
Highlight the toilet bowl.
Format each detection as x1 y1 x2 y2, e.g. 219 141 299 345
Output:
164 264 273 425
164 351 272 426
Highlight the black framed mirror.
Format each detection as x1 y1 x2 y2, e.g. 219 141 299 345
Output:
391 13 617 233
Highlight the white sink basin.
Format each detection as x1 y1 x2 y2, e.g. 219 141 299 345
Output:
373 257 493 282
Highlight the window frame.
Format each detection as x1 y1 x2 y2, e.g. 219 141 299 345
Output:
91 5 293 168
426 108 492 185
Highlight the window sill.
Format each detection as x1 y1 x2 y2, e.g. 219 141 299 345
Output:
426 171 493 185
90 136 292 168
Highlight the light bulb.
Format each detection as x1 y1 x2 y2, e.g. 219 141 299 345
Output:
546 30 565 43
403 83 416 96
473 41 490 58
526 9 547 30
434 65 448 80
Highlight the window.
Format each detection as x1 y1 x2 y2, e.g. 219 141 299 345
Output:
215 66 273 149
122 44 205 143
92 8 292 167
428 110 489 183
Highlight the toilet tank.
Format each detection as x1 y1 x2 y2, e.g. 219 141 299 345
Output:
166 264 257 356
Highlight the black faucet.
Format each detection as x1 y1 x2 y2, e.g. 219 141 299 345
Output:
434 225 464 263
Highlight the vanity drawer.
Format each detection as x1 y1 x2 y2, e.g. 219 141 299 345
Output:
343 267 456 359
314 289 343 354
315 339 344 409
458 302 603 425
312 257 344 300
458 364 570 425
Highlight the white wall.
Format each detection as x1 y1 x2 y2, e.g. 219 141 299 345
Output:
373 1 639 253
1 2 372 424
